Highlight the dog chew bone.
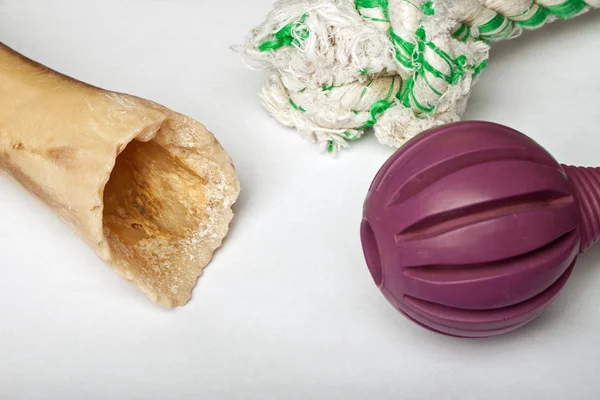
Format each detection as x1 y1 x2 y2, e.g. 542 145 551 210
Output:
0 44 240 307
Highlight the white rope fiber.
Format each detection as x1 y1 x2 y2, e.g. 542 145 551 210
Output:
239 0 598 153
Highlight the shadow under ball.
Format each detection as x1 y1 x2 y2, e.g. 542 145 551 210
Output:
361 121 600 338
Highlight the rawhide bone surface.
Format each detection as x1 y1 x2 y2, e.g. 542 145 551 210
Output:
0 43 240 307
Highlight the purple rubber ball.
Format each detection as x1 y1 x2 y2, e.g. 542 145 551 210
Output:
361 121 600 338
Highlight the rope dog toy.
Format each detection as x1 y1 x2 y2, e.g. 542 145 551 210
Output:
239 0 598 153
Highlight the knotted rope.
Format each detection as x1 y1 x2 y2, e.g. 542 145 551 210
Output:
240 0 598 153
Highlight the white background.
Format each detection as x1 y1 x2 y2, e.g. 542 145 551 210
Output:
1 1 599 399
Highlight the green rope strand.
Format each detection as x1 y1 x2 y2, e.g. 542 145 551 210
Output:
546 0 589 18
355 0 390 21
471 0 594 40
259 14 309 51
421 1 435 15
359 76 399 129
289 99 306 112
452 24 471 42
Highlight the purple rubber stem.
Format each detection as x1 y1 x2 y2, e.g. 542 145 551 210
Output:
361 121 600 338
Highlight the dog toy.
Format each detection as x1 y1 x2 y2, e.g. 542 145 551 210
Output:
239 0 598 153
360 121 599 337
0 43 240 307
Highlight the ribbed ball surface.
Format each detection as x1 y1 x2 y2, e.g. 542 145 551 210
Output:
361 121 581 337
